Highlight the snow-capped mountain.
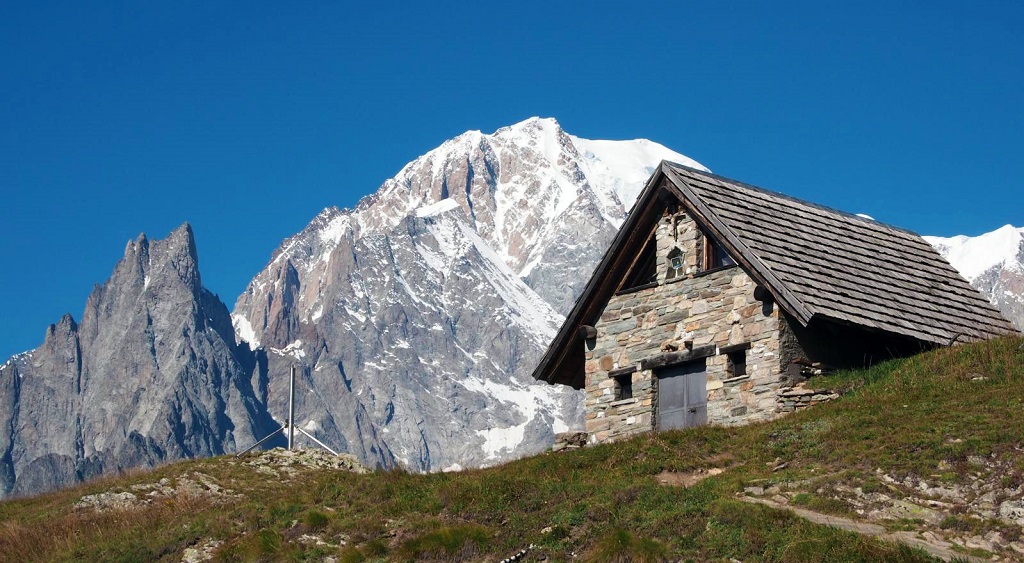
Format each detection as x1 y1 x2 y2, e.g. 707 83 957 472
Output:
925 225 1024 331
231 117 705 471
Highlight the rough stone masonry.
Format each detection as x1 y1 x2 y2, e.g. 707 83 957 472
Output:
582 207 805 444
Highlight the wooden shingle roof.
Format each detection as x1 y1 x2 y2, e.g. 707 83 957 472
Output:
664 163 1015 345
533 162 1017 389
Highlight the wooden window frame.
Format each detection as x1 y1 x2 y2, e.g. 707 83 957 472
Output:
702 231 736 272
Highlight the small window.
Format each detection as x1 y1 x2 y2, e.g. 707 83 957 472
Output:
727 350 747 377
614 373 633 400
703 232 736 271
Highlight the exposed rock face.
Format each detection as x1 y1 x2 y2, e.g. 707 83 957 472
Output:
232 117 704 470
0 118 706 494
231 199 583 472
971 265 1024 332
0 224 275 498
925 225 1024 331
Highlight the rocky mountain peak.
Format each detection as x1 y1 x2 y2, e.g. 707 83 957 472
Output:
46 313 79 340
492 116 575 163
149 222 201 292
926 224 1024 330
1 225 272 498
124 232 149 257
229 121 705 471
925 225 1024 281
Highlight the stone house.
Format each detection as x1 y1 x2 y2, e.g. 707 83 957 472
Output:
533 162 1016 445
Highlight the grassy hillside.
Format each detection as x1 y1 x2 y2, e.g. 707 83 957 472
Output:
1 336 1022 562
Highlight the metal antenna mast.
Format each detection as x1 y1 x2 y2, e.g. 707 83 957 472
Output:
287 365 295 450
237 365 340 457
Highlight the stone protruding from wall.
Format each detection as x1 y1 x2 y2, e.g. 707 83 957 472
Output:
776 383 841 413
584 208 786 445
789 360 833 380
551 432 589 452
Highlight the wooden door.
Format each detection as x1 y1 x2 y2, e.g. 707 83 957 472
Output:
657 360 708 430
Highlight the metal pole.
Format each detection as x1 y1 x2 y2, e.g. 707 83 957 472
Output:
235 426 285 457
234 363 340 457
296 427 341 456
287 365 296 450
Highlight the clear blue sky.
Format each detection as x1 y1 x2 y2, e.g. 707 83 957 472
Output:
2 1 1022 360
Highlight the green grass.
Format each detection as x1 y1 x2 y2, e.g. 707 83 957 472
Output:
2 335 1022 562
398 523 491 561
797 335 1024 480
585 528 667 562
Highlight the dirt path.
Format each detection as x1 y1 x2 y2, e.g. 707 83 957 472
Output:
739 496 989 563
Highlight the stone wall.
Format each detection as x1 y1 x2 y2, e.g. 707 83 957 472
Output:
583 208 786 444
776 383 842 413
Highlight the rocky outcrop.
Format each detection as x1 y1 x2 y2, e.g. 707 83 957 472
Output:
0 224 276 498
235 447 367 478
740 461 1024 560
